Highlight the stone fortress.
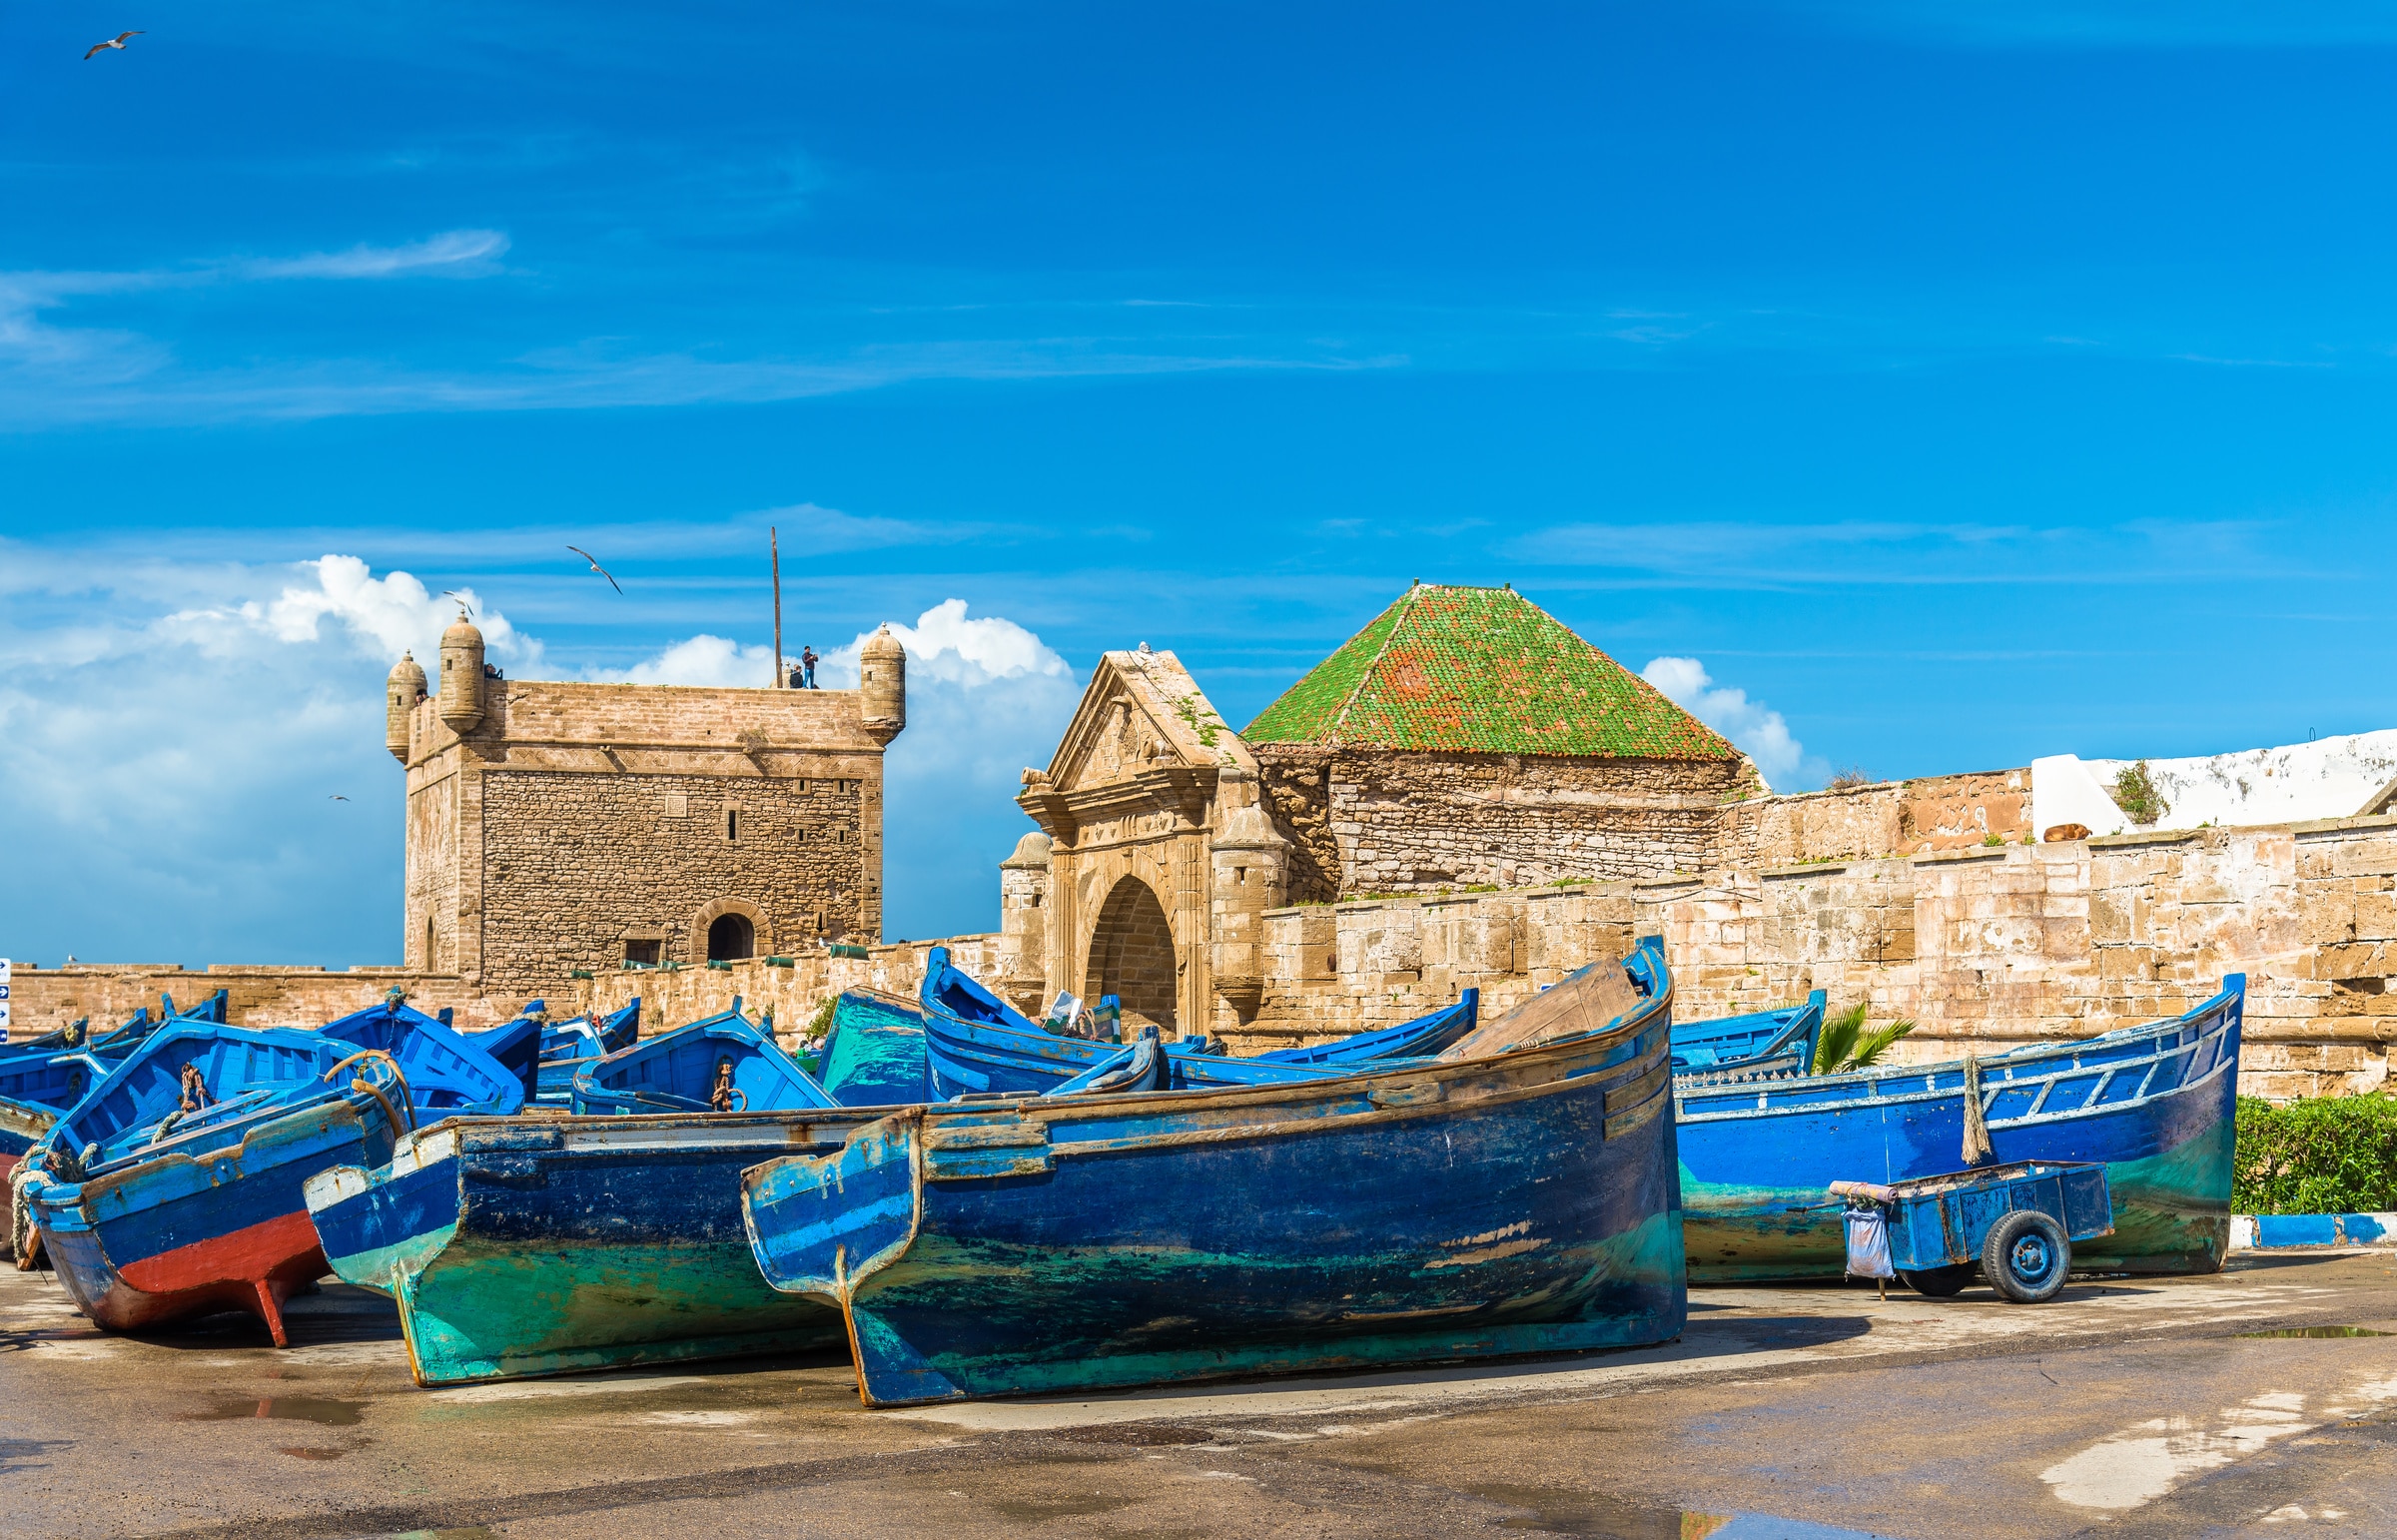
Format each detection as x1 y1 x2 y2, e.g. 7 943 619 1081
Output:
15 582 2397 1102
388 608 908 992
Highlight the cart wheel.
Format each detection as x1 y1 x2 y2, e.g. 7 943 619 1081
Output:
1900 1264 1976 1297
1983 1211 2070 1303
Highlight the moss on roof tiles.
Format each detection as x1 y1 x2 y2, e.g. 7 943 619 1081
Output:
1243 584 1737 761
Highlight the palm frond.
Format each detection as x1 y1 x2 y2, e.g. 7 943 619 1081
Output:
1814 1004 1915 1074
1813 1002 1870 1075
1845 1018 1917 1070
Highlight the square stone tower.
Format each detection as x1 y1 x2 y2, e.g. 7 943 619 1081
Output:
386 617 906 997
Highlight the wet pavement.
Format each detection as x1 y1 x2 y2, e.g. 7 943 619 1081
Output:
5 1249 2395 1538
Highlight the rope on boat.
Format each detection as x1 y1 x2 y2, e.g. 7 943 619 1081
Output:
324 1050 415 1141
8 1160 37 1269
710 1057 746 1113
1962 1054 1994 1166
149 1061 221 1147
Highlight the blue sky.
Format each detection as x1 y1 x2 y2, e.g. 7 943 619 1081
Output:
4 2 2395 966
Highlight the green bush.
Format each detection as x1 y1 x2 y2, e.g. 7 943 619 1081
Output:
2234 1093 2397 1213
2109 759 2171 827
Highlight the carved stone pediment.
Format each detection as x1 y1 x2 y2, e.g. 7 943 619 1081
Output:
1022 649 1258 845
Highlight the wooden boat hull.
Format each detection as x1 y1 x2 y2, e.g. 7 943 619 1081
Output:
1670 991 1825 1077
572 1012 833 1115
1 1096 56 1181
28 1096 396 1344
1676 979 2243 1281
306 1112 882 1385
743 989 1685 1407
816 990 936 1105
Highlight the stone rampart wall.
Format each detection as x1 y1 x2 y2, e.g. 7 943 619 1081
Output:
1218 813 2397 1101
575 936 1009 1053
5 967 519 1039
23 812 2389 1103
1716 768 2033 868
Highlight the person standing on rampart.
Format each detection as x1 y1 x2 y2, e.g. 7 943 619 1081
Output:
800 646 819 688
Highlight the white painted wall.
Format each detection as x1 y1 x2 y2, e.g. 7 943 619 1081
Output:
2033 729 2397 838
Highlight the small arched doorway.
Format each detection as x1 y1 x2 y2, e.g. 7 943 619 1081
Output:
707 912 755 962
1084 876 1178 1031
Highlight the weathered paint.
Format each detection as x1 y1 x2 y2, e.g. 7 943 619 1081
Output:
1246 990 1480 1065
571 1011 835 1115
2232 1211 2397 1248
916 948 1463 1100
24 1004 520 1343
307 1111 887 1385
1670 991 1825 1076
816 990 936 1106
1677 978 2242 1281
743 951 1686 1407
29 1094 400 1344
1853 1160 2115 1272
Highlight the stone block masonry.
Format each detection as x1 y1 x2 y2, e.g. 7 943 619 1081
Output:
398 631 903 999
20 812 2387 1103
6 966 516 1041
1214 812 2397 1101
1254 746 1750 901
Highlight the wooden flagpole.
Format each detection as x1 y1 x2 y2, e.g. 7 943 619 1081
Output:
771 526 784 688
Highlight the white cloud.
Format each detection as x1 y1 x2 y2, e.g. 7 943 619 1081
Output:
754 501 1002 554
819 597 1074 688
0 558 1084 963
818 601 1082 940
1641 656 1826 792
156 554 541 676
611 633 780 688
598 599 1080 936
239 230 510 282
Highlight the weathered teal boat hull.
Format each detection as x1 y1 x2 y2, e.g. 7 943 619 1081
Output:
307 1112 880 1385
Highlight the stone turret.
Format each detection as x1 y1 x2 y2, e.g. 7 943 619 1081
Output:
859 624 907 745
996 830 1054 1013
1208 765 1287 1017
437 614 485 734
386 652 427 762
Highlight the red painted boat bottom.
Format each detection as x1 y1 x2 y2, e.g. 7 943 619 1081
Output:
110 1209 329 1346
0 1153 18 1182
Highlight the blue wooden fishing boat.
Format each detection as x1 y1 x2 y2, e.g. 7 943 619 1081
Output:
1246 989 1479 1065
2 1000 224 1179
467 1000 641 1106
740 943 1686 1407
815 989 936 1106
571 1004 835 1115
1670 991 1825 1077
1677 977 2244 1281
918 948 1470 1098
21 1001 522 1343
304 1107 885 1384
540 1000 642 1104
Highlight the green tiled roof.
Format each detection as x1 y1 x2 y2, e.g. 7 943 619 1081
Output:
1243 584 1737 760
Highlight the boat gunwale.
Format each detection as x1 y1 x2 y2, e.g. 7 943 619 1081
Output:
1674 985 2241 1127
26 1090 383 1222
881 980 1676 1163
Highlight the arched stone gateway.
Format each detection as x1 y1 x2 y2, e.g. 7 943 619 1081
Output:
1084 877 1178 1031
1012 647 1285 1038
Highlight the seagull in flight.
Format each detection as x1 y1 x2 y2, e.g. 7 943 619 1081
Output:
566 546 622 594
439 590 475 619
84 31 143 59
329 795 350 802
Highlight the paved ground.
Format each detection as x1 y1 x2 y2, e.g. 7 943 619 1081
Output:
5 1250 2395 1539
